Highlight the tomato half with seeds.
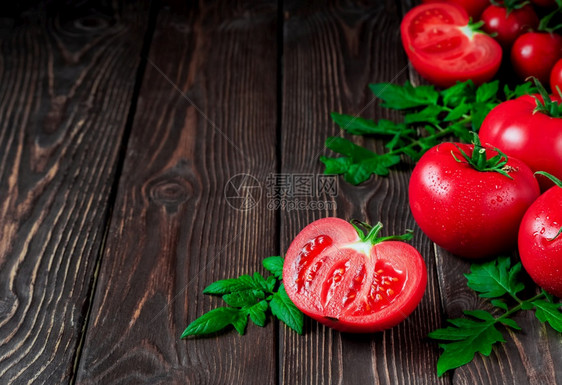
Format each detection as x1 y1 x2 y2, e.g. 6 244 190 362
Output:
401 3 502 88
283 218 427 333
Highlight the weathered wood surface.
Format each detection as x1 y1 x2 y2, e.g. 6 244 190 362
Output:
0 1 150 384
75 1 279 384
1 1 562 384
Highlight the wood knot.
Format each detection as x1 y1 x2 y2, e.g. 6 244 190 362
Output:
147 176 192 213
73 16 110 31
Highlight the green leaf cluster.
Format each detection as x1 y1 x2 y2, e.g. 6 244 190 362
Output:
321 80 537 185
429 256 562 376
181 256 303 338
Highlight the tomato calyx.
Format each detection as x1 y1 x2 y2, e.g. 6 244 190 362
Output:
350 220 414 246
534 171 562 241
459 19 489 39
528 76 562 116
452 132 514 179
490 0 532 12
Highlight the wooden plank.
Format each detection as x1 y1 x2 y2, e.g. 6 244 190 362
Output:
0 1 150 384
75 2 279 384
279 1 445 383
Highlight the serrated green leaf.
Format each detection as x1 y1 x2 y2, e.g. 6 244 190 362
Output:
331 113 404 136
369 81 439 109
203 275 256 295
441 80 475 107
263 256 284 279
320 156 351 175
533 300 562 332
504 81 538 100
223 289 265 307
471 101 496 130
464 309 496 322
444 102 470 122
433 321 504 376
181 307 243 338
499 318 521 330
491 299 508 311
270 284 304 334
465 256 523 299
404 105 445 125
247 300 268 327
325 137 377 161
476 81 499 103
252 272 271 292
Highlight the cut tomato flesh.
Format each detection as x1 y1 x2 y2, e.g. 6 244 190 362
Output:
293 239 406 318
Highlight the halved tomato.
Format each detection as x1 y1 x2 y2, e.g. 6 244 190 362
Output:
401 3 502 88
283 218 427 333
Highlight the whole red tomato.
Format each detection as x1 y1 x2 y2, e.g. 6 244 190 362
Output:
511 32 562 85
550 58 562 94
421 0 489 18
519 173 562 297
479 94 562 191
481 4 539 48
409 139 540 258
401 3 502 88
283 218 427 333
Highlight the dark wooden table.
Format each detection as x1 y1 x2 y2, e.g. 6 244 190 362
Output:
1 1 561 384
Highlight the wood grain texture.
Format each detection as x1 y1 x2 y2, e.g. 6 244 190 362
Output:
0 2 149 384
279 1 445 383
75 2 279 384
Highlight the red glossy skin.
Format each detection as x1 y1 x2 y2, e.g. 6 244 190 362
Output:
519 186 562 297
401 3 502 88
283 218 427 333
550 59 562 95
421 0 489 18
511 32 562 85
479 95 562 191
409 143 540 258
481 5 539 48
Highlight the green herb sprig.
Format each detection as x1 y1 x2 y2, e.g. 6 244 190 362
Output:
321 80 537 185
181 256 304 338
429 256 562 376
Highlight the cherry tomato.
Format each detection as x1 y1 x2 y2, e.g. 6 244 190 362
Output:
479 94 562 191
550 58 562 95
481 4 539 48
519 177 562 297
511 32 562 85
409 141 540 259
401 3 502 88
421 0 489 19
283 218 427 333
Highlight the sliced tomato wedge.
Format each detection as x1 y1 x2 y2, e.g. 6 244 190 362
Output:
283 218 427 333
401 3 502 87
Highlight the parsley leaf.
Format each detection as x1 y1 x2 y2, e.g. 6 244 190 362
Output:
263 256 284 279
182 256 304 338
465 256 524 299
429 255 562 376
324 79 537 185
270 284 304 335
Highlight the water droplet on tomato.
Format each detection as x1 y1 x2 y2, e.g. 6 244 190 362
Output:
540 227 546 234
